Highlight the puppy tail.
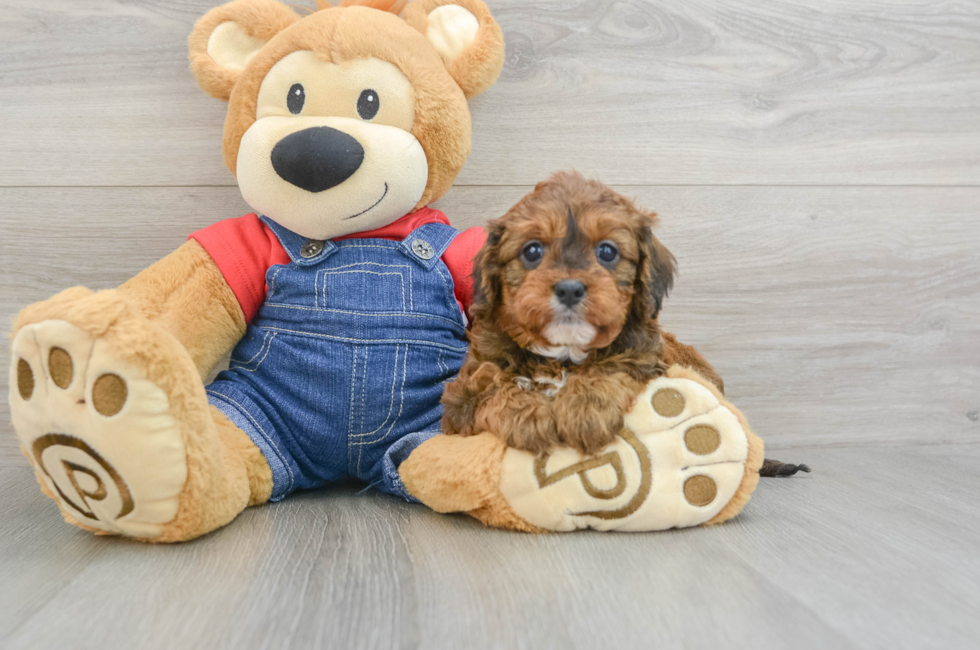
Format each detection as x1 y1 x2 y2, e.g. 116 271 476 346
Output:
760 458 811 477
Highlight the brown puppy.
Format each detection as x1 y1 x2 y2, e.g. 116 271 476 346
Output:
443 171 693 455
443 171 809 476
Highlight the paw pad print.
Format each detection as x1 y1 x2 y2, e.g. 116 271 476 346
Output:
497 374 757 531
10 318 188 538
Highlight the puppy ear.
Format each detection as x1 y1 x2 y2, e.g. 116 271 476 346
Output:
472 219 505 316
633 214 676 320
403 0 505 99
645 230 676 318
188 0 299 100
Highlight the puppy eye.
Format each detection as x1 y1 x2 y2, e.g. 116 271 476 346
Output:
357 89 380 120
520 240 544 268
596 241 620 265
287 84 305 115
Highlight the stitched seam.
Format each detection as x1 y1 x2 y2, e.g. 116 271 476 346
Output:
322 262 411 270
405 225 457 269
207 391 295 491
267 265 287 300
434 262 465 328
261 303 465 329
230 330 275 368
408 265 414 310
350 345 399 442
347 345 359 472
258 327 467 351
317 269 406 311
356 347 369 472
351 344 407 449
360 347 368 438
337 244 399 250
317 265 330 309
437 349 451 386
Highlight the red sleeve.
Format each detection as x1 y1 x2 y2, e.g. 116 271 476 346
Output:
189 214 290 324
441 226 487 319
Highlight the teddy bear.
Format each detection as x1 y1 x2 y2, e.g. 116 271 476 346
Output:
8 0 763 542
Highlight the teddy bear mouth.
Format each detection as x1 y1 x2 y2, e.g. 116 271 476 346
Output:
343 182 389 220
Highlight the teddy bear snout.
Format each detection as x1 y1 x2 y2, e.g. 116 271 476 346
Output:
270 126 365 193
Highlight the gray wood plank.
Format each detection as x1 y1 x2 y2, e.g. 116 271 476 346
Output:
1 0 979 187
2 444 979 649
3 185 978 464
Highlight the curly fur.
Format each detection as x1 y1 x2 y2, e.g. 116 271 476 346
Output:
443 171 695 455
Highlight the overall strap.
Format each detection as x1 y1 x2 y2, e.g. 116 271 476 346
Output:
398 222 460 270
260 216 339 267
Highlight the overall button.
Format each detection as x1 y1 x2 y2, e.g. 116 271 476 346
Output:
300 240 324 258
411 239 435 260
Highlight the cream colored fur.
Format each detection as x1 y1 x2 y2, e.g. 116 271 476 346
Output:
12 287 272 542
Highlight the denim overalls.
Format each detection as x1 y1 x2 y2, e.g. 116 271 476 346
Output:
206 217 468 501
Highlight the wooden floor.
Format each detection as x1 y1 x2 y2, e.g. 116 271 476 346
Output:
1 1 979 648
2 445 980 650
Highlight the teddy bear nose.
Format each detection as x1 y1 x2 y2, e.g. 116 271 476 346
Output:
554 279 587 308
271 126 365 193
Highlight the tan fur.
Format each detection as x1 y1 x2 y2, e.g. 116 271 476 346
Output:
212 406 274 508
119 240 246 380
194 0 504 209
188 0 300 101
661 330 725 393
336 0 409 11
402 0 505 99
15 290 271 542
14 0 506 541
399 432 545 532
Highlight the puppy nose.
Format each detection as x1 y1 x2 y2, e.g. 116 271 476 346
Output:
554 279 587 307
271 126 364 193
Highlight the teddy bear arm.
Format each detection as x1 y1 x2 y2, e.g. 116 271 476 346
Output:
118 239 247 380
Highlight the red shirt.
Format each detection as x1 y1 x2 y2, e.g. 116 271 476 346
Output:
190 208 486 323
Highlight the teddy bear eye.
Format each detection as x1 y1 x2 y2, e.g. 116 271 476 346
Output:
596 241 620 265
357 89 379 120
520 240 544 268
287 83 305 115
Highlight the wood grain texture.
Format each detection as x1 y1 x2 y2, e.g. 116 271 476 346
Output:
1 0 979 187
2 1 979 646
2 185 978 464
2 445 979 649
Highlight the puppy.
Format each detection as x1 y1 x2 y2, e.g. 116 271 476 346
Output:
442 171 810 476
443 171 688 455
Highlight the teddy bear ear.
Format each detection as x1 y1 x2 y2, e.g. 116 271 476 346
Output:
402 0 505 99
188 0 300 100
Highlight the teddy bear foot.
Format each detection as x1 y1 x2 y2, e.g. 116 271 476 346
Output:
401 366 764 532
9 289 265 541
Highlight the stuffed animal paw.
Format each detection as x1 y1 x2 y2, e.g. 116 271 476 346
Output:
9 286 270 541
399 366 764 532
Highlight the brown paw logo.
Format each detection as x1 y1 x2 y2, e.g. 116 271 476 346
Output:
534 429 652 520
531 386 724 519
32 434 134 522
503 376 752 532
